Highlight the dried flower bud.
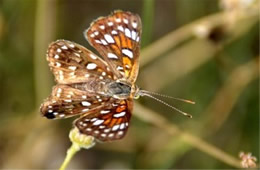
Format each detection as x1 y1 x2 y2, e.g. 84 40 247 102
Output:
239 151 257 168
69 127 96 149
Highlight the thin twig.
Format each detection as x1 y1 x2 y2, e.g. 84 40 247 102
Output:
133 103 242 168
203 58 259 133
139 12 259 91
34 0 56 106
140 7 259 67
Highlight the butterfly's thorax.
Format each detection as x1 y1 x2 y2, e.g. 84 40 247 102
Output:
105 80 139 99
105 81 131 99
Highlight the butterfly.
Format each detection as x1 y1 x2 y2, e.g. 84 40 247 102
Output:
40 10 192 142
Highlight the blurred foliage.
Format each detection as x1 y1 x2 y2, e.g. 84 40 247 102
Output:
0 0 259 169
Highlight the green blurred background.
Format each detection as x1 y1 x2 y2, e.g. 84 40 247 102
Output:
0 0 259 169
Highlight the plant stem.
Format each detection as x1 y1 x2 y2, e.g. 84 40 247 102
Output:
141 0 155 47
59 142 81 170
34 0 56 107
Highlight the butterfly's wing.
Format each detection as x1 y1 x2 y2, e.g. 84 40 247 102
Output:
85 10 142 83
47 40 115 84
41 40 116 119
74 99 133 142
40 84 112 119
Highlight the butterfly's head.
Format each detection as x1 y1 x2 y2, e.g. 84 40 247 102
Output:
132 85 141 99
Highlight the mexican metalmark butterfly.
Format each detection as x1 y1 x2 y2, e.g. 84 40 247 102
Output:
40 10 192 142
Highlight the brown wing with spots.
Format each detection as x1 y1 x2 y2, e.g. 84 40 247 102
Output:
40 84 111 119
47 40 115 84
85 10 142 83
74 99 133 142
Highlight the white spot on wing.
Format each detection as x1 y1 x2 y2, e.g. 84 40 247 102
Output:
123 18 129 24
125 28 131 38
104 34 115 43
64 99 72 102
86 63 97 70
112 124 120 131
101 133 107 137
118 26 124 32
102 72 106 76
101 39 108 45
81 101 91 106
90 118 97 122
57 88 62 93
111 30 118 35
132 22 137 28
82 108 89 112
74 53 80 57
122 49 133 58
99 125 105 129
68 66 77 71
90 54 97 60
56 62 61 67
117 66 123 70
107 53 118 59
61 45 68 50
108 133 114 138
113 111 126 118
54 54 59 59
95 40 102 44
108 22 113 26
104 129 110 133
99 25 105 29
120 123 125 129
100 110 110 114
118 131 124 136
131 30 137 40
93 119 104 126
69 43 75 48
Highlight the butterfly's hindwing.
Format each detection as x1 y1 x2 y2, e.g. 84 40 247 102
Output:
40 84 111 119
74 99 133 142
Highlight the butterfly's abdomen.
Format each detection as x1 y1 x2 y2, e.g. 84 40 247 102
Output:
69 79 107 94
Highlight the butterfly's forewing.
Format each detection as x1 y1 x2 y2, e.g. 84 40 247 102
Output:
47 40 115 84
85 11 142 83
74 99 133 142
40 84 111 119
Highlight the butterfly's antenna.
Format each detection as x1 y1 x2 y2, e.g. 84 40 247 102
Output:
139 90 192 118
140 90 195 104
